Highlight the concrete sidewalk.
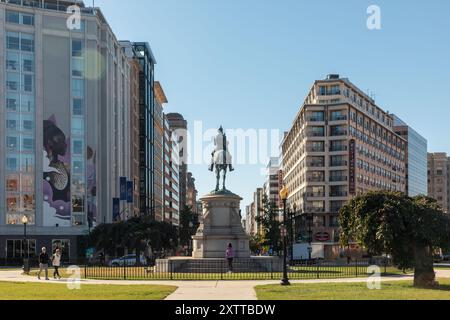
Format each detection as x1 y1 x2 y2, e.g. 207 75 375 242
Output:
0 269 449 300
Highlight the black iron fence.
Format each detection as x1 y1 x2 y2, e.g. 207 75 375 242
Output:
83 258 390 281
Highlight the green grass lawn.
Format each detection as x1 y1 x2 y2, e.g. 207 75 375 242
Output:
0 281 177 300
255 278 450 300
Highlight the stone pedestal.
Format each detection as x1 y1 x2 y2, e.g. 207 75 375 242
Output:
192 190 250 259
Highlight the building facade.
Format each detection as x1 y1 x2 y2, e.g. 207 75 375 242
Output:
0 0 133 261
186 172 198 213
264 157 281 210
163 114 180 226
120 41 157 219
393 116 428 197
153 81 166 221
165 113 188 210
281 74 407 259
428 153 450 213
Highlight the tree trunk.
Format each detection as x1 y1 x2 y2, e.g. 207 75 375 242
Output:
413 245 437 288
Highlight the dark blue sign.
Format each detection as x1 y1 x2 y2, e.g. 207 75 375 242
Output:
126 181 133 203
113 198 120 221
120 177 127 200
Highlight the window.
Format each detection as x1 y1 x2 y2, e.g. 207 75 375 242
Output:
72 40 83 57
52 240 70 258
22 54 34 72
6 10 20 24
21 14 34 26
72 58 84 77
6 136 19 152
6 52 19 71
7 93 19 111
7 32 20 50
71 118 84 135
6 156 19 171
21 95 34 112
73 140 83 155
72 99 84 116
22 74 34 92
6 73 20 91
22 137 34 151
23 120 34 131
21 34 34 52
72 79 84 98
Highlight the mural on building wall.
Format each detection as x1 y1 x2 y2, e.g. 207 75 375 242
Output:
43 118 71 227
87 145 97 224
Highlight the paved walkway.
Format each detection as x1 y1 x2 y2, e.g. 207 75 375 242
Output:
0 269 449 300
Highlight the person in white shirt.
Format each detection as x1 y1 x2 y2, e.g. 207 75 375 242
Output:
51 249 62 279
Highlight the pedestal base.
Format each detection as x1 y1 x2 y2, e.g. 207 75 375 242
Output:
192 191 250 259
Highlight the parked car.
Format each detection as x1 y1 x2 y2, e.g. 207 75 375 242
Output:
433 253 444 263
109 254 147 267
442 254 450 261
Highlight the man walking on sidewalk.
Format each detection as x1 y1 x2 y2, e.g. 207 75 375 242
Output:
37 247 50 280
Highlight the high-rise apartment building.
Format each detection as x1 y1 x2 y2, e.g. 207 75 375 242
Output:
153 81 166 221
0 0 134 261
163 114 180 226
186 172 198 213
281 74 407 258
428 153 450 213
166 113 188 210
120 41 157 219
393 116 428 197
264 157 281 209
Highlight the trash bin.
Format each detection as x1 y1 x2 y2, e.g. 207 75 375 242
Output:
23 258 30 274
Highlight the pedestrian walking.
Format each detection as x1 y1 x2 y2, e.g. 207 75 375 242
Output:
52 249 62 279
37 247 50 280
225 243 234 273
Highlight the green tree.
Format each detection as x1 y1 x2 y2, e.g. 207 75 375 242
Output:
340 191 450 288
256 195 282 253
179 205 198 250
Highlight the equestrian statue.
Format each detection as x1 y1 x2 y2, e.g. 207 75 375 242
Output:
209 126 234 191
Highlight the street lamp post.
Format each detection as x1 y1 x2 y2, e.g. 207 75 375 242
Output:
290 204 297 262
21 215 30 274
279 186 290 286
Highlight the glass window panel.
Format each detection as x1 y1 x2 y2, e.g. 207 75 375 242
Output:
21 95 35 112
73 140 83 155
6 175 19 192
22 137 35 152
6 52 19 71
21 14 34 26
6 113 19 131
22 74 34 92
72 160 84 174
71 117 84 135
72 58 84 77
6 154 20 171
20 34 34 52
72 40 83 57
6 10 20 24
6 93 19 111
22 194 35 211
6 195 19 212
6 73 20 91
6 136 19 152
72 79 84 98
6 32 20 50
72 98 84 116
21 54 34 72
21 175 34 193
20 154 34 172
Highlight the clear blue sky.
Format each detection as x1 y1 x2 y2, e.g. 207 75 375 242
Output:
95 0 450 213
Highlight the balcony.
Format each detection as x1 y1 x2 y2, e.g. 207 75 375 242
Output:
307 131 325 137
307 117 325 122
306 192 325 198
306 207 325 213
329 176 347 182
307 147 325 153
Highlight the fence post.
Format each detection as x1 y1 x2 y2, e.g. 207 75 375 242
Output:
317 260 320 279
169 259 173 280
221 260 224 280
84 264 87 279
123 263 127 280
270 260 273 280
355 259 358 278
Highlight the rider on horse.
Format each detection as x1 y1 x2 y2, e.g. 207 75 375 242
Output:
209 126 234 172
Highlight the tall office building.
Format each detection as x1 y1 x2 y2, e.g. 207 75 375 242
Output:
120 41 157 218
263 157 281 209
281 74 407 259
428 153 450 213
166 113 188 210
0 0 133 261
163 114 180 226
393 116 428 197
186 172 198 213
153 81 166 221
